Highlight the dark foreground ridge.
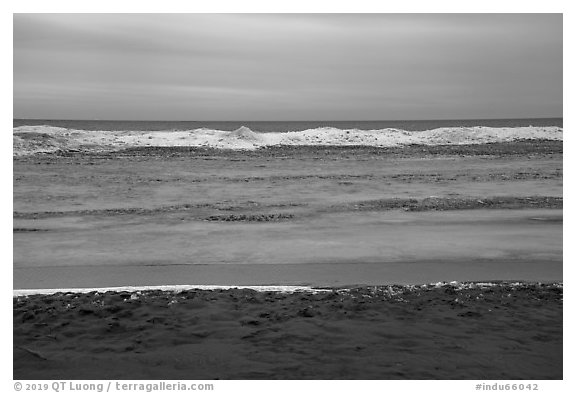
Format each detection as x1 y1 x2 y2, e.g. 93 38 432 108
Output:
14 282 562 379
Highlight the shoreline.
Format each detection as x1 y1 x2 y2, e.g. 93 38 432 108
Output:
12 279 563 297
13 285 331 297
14 255 563 291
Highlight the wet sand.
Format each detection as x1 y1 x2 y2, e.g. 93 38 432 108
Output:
14 209 562 289
14 143 562 287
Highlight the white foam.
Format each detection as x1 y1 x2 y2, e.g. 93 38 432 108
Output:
13 125 563 156
12 284 330 297
13 281 560 297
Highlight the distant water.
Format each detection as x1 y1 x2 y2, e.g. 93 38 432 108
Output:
13 118 563 133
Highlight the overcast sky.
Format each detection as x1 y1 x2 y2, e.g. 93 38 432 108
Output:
13 13 562 121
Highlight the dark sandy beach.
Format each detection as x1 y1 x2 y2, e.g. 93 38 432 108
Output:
13 282 562 379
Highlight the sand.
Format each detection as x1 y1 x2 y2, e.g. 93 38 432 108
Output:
13 282 562 379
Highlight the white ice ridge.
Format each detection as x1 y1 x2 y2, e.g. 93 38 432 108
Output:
13 284 331 297
13 125 563 156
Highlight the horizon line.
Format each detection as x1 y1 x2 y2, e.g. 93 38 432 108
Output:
14 116 564 123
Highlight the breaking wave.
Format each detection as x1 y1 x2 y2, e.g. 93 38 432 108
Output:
13 125 563 156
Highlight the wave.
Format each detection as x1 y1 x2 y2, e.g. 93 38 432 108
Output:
13 125 563 156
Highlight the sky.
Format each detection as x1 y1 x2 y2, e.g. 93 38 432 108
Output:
13 13 563 121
